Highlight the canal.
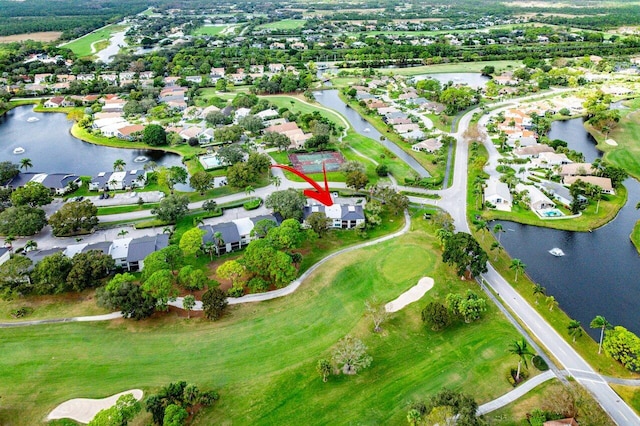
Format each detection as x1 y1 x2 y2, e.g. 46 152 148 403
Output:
497 117 640 337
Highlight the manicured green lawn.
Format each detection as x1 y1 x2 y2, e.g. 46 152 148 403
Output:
598 98 640 180
62 24 127 58
611 384 640 416
343 60 521 77
0 215 523 425
256 19 306 30
343 130 413 183
631 220 640 253
97 203 159 216
193 25 235 36
261 95 347 129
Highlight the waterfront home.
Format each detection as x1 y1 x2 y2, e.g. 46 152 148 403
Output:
559 163 595 177
44 97 67 108
3 172 80 195
539 181 582 208
200 215 279 255
564 176 615 194
411 138 443 153
89 170 147 191
302 204 365 229
516 183 555 211
116 124 145 140
483 178 512 211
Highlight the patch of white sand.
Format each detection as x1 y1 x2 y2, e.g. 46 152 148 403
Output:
605 139 618 146
48 389 143 423
385 277 434 313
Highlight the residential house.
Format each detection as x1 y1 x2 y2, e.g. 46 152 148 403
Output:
125 234 170 271
3 172 79 195
534 152 572 169
516 183 555 210
116 124 145 140
411 138 442 153
483 178 512 211
201 222 241 255
564 176 615 194
89 170 147 191
540 181 578 208
393 123 420 134
303 204 365 229
44 97 66 108
513 144 555 159
559 163 595 177
256 109 279 121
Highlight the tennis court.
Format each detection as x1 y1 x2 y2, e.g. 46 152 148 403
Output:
288 151 345 174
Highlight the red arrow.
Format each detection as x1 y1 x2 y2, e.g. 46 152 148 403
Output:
270 163 334 207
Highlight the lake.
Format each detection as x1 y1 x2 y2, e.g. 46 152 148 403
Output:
0 106 187 186
496 118 640 337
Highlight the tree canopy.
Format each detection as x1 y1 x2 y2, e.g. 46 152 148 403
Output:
442 232 488 277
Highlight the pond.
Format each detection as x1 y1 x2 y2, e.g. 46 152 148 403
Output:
96 30 128 64
496 119 640 337
412 72 490 90
0 105 191 190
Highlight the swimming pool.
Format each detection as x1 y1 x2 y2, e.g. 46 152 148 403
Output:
541 208 564 217
199 154 223 169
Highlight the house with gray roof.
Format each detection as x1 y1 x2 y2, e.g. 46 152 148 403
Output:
201 222 241 255
303 204 365 229
126 234 170 271
3 172 80 195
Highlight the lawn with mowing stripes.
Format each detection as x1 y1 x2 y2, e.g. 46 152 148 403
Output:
0 216 521 425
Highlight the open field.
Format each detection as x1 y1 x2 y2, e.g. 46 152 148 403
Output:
0 216 525 425
256 19 306 30
193 24 239 36
60 24 126 58
598 98 640 180
0 32 62 43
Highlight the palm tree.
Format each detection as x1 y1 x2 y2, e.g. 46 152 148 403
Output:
113 159 126 172
270 175 281 188
546 295 558 311
475 220 489 241
590 315 612 354
493 223 504 243
568 320 583 342
490 241 503 261
532 284 546 304
508 338 534 382
203 241 216 261
213 231 224 256
245 185 255 202
162 226 173 237
510 259 526 282
20 158 33 171
143 161 158 172
108 179 118 193
117 229 129 238
24 240 37 252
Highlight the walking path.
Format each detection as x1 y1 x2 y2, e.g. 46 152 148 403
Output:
477 370 556 415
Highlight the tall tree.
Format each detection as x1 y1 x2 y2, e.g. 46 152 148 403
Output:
151 194 189 223
508 338 534 382
493 223 504 243
510 259 526 282
590 315 612 354
568 319 583 342
0 205 47 236
0 256 33 299
365 298 389 333
143 124 167 146
201 287 228 320
265 189 307 221
141 269 177 311
182 295 195 320
331 335 372 375
179 227 205 257
316 359 332 383
113 159 126 171
48 200 98 237
442 232 488 278
546 295 558 311
189 171 214 195
10 182 53 207
20 158 33 171
532 284 546 305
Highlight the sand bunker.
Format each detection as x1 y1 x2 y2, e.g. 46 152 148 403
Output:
605 139 618 146
385 277 434 313
48 389 143 423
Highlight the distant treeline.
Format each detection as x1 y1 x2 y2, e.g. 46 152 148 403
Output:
0 0 151 38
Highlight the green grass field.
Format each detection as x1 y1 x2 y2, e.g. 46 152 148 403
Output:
599 98 640 180
262 95 347 129
371 60 522 76
192 24 239 36
0 215 525 425
256 19 306 30
61 24 127 58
